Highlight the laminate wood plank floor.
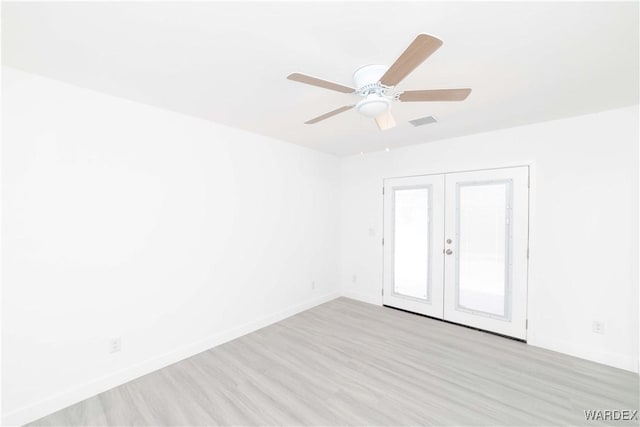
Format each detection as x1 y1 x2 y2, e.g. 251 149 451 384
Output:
30 298 638 426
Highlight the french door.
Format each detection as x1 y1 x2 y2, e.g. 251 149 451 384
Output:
383 166 529 340
382 174 445 318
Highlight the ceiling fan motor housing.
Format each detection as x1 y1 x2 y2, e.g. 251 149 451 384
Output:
352 64 389 89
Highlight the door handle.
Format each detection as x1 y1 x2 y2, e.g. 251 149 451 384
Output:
446 249 453 255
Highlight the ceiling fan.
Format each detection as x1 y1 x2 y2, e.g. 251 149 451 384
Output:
287 34 471 131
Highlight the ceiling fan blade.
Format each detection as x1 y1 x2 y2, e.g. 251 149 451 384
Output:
399 88 472 102
375 111 396 131
379 34 443 87
305 105 354 124
287 73 355 94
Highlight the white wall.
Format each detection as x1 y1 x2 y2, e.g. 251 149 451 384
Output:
2 65 638 426
1 67 340 425
340 105 639 373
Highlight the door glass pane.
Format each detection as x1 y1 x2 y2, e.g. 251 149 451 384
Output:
393 187 430 300
457 182 510 317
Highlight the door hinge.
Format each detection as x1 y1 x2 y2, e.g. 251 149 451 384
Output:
382 288 384 296
382 238 384 246
527 247 529 259
526 319 528 329
382 187 385 195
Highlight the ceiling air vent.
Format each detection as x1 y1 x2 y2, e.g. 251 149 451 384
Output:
409 116 438 127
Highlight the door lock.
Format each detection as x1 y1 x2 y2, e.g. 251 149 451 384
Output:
446 249 453 255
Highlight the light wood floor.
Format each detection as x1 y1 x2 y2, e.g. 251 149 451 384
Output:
30 297 638 426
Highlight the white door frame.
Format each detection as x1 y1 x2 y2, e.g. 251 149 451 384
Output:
381 162 535 341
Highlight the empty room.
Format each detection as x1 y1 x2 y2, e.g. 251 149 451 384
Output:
1 1 638 426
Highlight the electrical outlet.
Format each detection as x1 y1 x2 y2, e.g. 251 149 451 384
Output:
592 321 605 335
311 281 316 290
109 337 122 353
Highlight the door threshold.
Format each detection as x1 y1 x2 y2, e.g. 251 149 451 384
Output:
382 304 527 343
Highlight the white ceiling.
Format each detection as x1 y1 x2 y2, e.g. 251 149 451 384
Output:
3 1 638 156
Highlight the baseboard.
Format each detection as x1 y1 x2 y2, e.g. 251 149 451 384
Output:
2 291 341 426
342 289 382 305
343 289 638 374
341 289 382 306
527 335 638 373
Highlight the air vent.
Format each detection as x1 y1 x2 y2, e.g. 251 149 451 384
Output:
409 116 438 127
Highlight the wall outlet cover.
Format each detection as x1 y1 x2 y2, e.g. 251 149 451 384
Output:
109 337 122 353
592 321 605 334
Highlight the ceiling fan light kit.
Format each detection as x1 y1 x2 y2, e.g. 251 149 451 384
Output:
287 34 471 131
357 94 390 118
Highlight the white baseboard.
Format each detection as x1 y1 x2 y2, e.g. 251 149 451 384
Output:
343 289 638 374
527 335 638 373
2 291 341 427
341 289 382 306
